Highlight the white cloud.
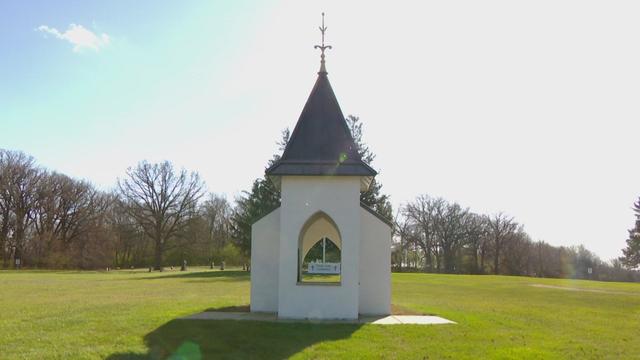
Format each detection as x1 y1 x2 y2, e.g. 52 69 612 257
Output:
37 24 110 52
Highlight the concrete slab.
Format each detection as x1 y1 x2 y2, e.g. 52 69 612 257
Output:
394 315 456 325
182 312 455 325
362 316 402 325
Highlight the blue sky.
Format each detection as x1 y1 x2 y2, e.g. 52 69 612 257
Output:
1 1 267 164
1 1 278 194
1 1 640 260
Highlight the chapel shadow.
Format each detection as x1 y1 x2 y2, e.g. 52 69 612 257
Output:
105 316 362 360
138 270 249 282
202 304 250 313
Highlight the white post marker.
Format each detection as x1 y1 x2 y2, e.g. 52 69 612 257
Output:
322 237 326 263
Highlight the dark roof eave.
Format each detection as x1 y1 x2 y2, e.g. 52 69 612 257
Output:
266 160 377 177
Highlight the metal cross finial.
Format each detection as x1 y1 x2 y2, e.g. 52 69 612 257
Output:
314 12 332 74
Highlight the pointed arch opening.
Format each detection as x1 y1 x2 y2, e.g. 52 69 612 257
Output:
298 211 342 284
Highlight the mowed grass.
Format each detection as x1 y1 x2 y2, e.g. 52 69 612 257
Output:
0 269 639 359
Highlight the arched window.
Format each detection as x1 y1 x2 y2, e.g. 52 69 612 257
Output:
298 212 342 284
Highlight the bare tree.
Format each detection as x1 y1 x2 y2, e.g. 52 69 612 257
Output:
621 197 640 269
0 150 41 267
392 209 410 271
403 195 444 271
32 172 104 267
0 150 13 267
107 194 149 268
434 201 469 273
200 193 232 258
118 161 205 270
502 229 533 276
487 213 519 275
463 213 489 274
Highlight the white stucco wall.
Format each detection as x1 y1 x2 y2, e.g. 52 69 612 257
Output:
359 208 392 315
250 208 280 312
278 176 361 319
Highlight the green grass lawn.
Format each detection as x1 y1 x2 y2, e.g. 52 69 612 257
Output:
0 268 639 359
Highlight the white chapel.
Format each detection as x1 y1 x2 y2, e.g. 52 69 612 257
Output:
250 15 391 320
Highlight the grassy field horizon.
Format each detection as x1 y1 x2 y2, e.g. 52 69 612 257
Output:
0 268 639 359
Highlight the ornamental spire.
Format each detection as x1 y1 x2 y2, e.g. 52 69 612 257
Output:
314 12 332 74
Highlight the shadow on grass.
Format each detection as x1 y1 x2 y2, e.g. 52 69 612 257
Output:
137 270 249 282
202 305 250 313
105 318 362 360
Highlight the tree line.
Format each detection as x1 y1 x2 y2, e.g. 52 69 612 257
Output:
0 150 240 270
394 195 640 282
0 115 391 271
1 113 639 282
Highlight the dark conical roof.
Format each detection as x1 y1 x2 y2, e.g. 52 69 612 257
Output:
266 71 377 181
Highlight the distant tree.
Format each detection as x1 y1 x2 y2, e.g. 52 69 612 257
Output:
621 197 640 269
533 240 559 278
463 213 489 274
0 150 13 268
269 128 290 166
570 245 600 279
434 201 469 273
487 213 519 275
346 115 393 221
32 172 103 267
230 129 288 264
71 192 112 270
345 115 375 165
106 193 152 268
0 150 41 267
167 210 211 267
230 177 280 263
200 193 233 263
403 195 443 271
501 229 534 276
393 210 416 271
402 195 474 273
118 161 205 270
604 258 640 282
